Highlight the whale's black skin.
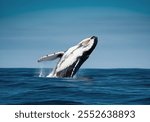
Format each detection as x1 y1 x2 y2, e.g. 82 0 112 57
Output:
38 36 98 78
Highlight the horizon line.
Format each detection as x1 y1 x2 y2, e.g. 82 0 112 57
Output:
0 67 150 69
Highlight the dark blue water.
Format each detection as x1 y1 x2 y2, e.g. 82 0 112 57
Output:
0 68 150 105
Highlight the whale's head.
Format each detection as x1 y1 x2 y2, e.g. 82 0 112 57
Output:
54 36 98 77
78 36 98 57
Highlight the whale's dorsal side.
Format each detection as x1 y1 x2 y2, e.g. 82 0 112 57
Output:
37 51 64 62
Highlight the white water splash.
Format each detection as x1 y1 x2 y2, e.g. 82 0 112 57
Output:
39 68 45 77
38 62 54 77
38 63 47 77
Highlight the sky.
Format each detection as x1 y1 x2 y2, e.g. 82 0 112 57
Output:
0 0 150 68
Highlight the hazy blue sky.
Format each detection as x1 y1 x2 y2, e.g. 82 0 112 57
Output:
0 0 150 68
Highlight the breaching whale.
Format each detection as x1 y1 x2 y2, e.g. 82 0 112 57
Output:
37 36 98 78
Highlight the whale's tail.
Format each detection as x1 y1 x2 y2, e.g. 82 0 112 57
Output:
37 51 64 62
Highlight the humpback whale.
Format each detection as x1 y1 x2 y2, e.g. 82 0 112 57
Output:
37 36 98 78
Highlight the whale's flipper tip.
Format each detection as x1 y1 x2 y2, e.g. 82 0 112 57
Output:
37 59 40 63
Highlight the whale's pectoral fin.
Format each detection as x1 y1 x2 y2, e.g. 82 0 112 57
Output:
37 51 64 62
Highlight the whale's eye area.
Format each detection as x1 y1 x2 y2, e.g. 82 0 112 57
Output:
81 40 90 47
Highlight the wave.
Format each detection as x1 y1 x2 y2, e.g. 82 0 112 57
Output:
0 68 150 105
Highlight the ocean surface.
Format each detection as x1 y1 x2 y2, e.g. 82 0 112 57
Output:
0 68 150 105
